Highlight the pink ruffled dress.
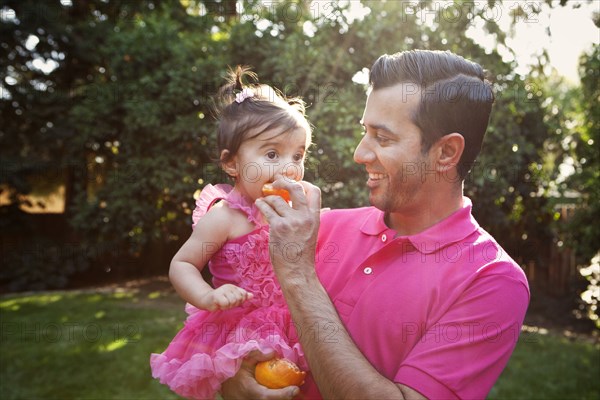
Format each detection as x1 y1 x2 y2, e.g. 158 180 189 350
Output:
150 184 306 399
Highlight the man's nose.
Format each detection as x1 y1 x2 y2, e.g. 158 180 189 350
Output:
354 137 375 164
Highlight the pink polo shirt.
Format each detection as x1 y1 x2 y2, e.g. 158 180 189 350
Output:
302 198 529 399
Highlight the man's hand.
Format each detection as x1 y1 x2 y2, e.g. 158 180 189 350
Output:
255 178 321 280
220 350 300 400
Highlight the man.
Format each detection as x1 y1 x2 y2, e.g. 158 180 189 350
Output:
222 50 529 399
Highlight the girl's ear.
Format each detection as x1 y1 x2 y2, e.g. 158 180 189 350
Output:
220 149 238 178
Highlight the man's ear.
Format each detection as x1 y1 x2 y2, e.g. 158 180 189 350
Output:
435 133 464 174
220 149 238 178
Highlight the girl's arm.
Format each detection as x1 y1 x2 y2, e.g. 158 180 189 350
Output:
169 203 252 311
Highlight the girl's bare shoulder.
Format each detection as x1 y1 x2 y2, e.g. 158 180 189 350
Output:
198 200 256 239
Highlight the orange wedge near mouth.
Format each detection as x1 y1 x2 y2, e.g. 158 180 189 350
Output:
261 183 291 202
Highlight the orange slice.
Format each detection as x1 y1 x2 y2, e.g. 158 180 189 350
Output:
261 183 291 202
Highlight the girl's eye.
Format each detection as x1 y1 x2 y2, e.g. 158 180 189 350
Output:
293 153 304 162
266 151 278 160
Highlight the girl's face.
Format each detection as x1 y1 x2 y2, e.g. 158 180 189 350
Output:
223 125 309 201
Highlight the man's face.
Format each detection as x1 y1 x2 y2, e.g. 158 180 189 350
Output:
354 83 434 214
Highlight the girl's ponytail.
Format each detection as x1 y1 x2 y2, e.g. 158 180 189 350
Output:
216 65 258 108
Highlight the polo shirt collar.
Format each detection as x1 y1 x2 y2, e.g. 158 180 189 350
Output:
359 197 479 254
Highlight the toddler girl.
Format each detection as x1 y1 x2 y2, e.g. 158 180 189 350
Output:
150 66 311 399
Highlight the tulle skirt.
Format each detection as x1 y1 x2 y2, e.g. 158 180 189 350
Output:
150 303 305 399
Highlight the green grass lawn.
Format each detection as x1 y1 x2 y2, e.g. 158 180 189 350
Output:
0 284 184 400
1 284 598 399
489 328 599 400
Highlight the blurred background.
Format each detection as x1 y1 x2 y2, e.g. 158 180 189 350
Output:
0 0 599 397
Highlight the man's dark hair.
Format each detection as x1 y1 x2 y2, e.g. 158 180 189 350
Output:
369 50 494 179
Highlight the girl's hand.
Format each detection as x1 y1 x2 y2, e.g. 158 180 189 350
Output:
200 284 253 311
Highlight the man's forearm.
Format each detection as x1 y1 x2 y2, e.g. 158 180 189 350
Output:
279 265 406 399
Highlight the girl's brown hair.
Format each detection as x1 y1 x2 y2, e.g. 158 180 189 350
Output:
214 66 312 169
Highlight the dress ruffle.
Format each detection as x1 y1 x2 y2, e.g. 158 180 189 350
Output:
150 304 305 399
191 184 231 228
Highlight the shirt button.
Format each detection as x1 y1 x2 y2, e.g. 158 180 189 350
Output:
363 267 373 275
381 234 387 242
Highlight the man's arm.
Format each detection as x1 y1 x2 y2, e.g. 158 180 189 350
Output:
255 179 426 399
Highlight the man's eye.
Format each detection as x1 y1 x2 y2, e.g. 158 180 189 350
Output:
266 151 278 159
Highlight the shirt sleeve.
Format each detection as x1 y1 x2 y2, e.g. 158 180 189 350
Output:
395 268 529 399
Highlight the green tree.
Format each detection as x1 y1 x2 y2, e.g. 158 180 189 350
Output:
67 3 224 255
567 44 600 264
1 1 152 212
1 1 154 288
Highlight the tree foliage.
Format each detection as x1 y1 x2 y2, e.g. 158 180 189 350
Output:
566 45 600 264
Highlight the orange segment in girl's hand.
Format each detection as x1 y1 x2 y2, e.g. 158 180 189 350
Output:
261 183 291 202
255 358 306 389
